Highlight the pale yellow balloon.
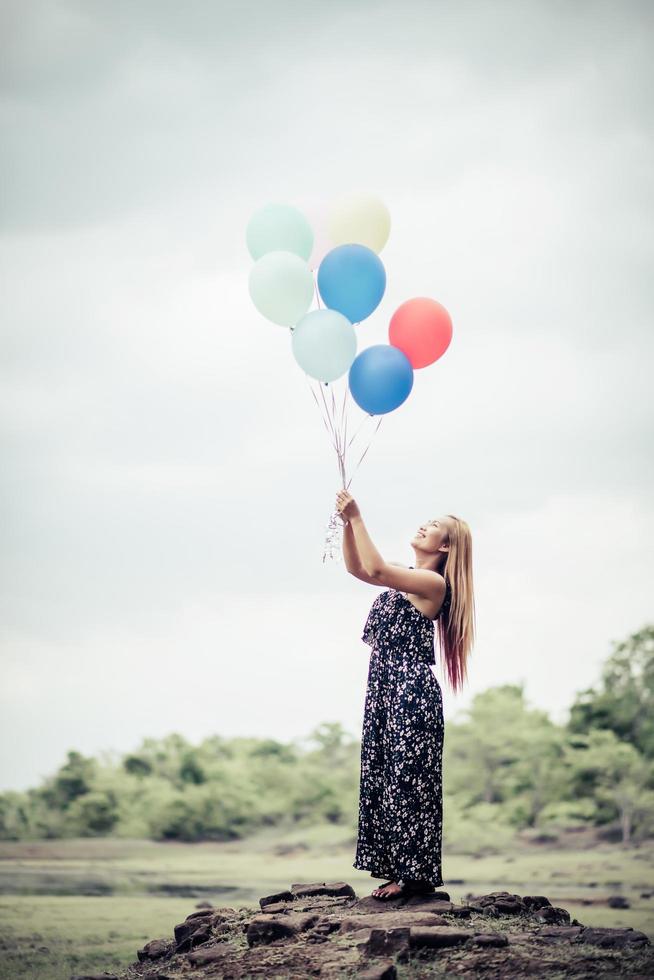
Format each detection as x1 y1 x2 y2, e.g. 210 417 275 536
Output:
327 192 391 254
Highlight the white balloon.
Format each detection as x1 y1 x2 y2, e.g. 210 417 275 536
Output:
248 251 314 327
327 191 391 253
291 308 357 382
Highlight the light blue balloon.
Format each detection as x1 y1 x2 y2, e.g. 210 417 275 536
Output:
317 244 386 323
348 344 413 415
246 203 314 261
248 250 314 326
291 309 357 382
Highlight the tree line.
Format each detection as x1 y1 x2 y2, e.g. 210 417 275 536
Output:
1 625 652 852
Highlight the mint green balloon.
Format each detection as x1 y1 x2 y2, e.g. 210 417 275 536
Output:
249 250 314 326
291 308 357 382
246 203 314 261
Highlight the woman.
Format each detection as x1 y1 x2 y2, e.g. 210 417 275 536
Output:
335 488 475 902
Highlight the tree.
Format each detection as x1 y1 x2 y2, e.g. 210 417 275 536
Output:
40 751 97 810
563 729 654 844
567 625 654 758
445 685 544 808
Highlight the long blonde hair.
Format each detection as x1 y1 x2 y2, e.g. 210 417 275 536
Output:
437 514 476 693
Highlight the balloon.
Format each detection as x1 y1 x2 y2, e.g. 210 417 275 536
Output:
348 344 413 415
246 203 313 261
317 244 386 323
327 192 391 253
249 251 314 326
291 309 357 382
388 297 453 369
296 197 334 270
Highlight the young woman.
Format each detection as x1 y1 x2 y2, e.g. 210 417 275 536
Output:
335 488 475 901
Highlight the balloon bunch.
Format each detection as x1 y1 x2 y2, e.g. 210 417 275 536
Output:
246 192 453 561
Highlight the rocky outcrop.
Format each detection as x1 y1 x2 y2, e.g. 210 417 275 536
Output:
109 881 653 979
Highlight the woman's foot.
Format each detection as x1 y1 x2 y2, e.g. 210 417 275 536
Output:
371 880 403 900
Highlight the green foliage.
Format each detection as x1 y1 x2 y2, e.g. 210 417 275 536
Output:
561 728 654 842
444 684 569 826
39 751 97 810
67 791 120 836
122 755 152 778
567 625 654 757
1 628 653 847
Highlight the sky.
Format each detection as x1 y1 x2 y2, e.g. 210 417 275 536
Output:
1 0 653 792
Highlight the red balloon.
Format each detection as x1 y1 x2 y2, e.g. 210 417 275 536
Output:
388 297 453 369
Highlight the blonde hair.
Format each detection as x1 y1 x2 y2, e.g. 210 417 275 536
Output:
436 514 476 693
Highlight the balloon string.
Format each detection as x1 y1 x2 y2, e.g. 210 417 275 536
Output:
307 378 341 459
345 415 383 490
346 408 374 450
306 277 381 489
318 379 339 449
306 377 337 450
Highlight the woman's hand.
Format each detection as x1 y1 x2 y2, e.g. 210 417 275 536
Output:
336 489 361 524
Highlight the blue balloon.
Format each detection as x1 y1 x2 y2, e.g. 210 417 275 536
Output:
317 244 386 322
348 344 414 415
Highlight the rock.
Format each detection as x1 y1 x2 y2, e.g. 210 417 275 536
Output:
112 881 654 980
578 927 650 949
290 880 356 899
172 910 213 949
362 926 410 961
540 926 584 942
187 946 231 966
409 926 471 949
399 897 454 913
136 937 170 961
492 898 525 915
246 911 320 946
259 899 295 913
608 894 630 908
508 931 538 944
185 922 213 952
449 906 473 918
260 889 296 908
470 932 509 947
70 975 120 980
194 899 213 909
532 905 571 925
467 890 515 904
311 918 341 936
357 961 397 980
339 912 448 933
522 895 552 911
183 908 215 924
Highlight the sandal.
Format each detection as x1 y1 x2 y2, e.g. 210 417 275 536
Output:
401 879 436 897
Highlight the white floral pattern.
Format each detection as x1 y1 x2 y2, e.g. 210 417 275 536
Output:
353 571 452 887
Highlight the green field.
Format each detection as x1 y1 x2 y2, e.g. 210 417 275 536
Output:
0 829 652 980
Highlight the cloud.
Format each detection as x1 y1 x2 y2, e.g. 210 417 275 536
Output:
1 0 653 789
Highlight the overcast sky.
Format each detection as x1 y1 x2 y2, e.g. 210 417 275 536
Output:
1 0 653 792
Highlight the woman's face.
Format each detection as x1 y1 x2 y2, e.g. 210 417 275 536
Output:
411 517 448 553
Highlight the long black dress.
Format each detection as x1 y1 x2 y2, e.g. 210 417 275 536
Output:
353 568 452 887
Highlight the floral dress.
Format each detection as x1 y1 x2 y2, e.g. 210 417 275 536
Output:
353 567 452 887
